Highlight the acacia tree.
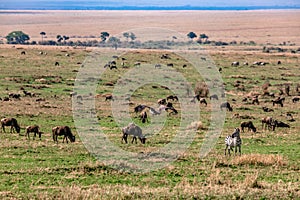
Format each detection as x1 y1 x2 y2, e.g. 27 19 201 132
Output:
187 32 197 40
57 35 63 43
6 31 30 44
123 32 130 41
100 32 110 42
40 31 46 42
129 32 136 41
108 36 121 50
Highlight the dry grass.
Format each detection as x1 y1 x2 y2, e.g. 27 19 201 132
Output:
231 153 287 166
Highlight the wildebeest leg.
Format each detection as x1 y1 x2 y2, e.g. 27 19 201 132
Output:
122 134 128 143
132 136 137 144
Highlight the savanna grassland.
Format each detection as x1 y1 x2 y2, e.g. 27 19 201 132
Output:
0 10 300 200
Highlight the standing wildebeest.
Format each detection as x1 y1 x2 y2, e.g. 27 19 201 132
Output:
225 128 242 156
240 121 256 133
1 118 21 134
55 61 60 66
25 125 43 140
52 126 75 143
220 102 233 112
261 117 276 131
140 110 148 123
105 94 114 101
122 123 146 144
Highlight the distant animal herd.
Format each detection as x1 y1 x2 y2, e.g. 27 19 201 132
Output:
2 50 299 157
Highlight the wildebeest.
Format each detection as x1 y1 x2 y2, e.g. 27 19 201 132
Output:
274 120 290 128
52 126 75 143
261 116 276 131
157 98 167 105
166 95 178 102
161 54 170 59
272 97 285 107
55 61 60 66
251 96 259 105
134 104 147 113
199 98 207 106
231 61 239 66
25 125 43 140
9 93 21 99
105 94 114 101
220 102 233 112
262 106 274 112
122 123 146 144
21 51 26 55
240 121 256 133
167 63 174 67
1 118 21 134
292 96 299 103
210 94 219 100
155 64 161 68
140 110 148 123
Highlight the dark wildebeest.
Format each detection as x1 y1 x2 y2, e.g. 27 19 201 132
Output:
1 118 21 134
105 94 114 101
122 123 146 144
220 102 233 112
166 95 178 102
140 110 148 123
134 104 147 113
272 97 285 107
199 98 207 106
251 96 259 105
55 61 60 66
167 63 174 67
210 94 219 100
21 51 26 55
231 61 239 66
25 125 43 140
240 121 256 133
52 126 75 143
292 96 299 103
157 98 167 105
274 120 290 128
262 106 274 112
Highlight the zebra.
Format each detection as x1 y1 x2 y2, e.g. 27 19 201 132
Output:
224 128 242 156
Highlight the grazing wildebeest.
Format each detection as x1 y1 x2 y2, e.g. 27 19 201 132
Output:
122 123 146 144
272 97 285 107
161 54 170 59
134 104 147 113
155 64 161 68
231 61 239 66
166 95 178 102
25 125 43 140
105 94 114 101
262 106 274 112
210 94 219 100
292 96 299 103
225 128 242 156
55 61 60 66
182 64 187 68
1 118 21 134
23 90 35 97
220 102 233 112
167 63 174 67
240 121 256 133
21 51 26 55
52 126 75 143
9 93 21 99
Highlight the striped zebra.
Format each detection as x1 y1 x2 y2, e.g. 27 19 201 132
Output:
224 128 242 156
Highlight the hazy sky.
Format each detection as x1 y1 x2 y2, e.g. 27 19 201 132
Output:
1 0 300 7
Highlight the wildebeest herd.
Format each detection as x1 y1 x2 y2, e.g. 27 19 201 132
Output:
1 117 75 143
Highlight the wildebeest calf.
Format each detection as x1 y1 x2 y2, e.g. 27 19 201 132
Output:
25 125 43 140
